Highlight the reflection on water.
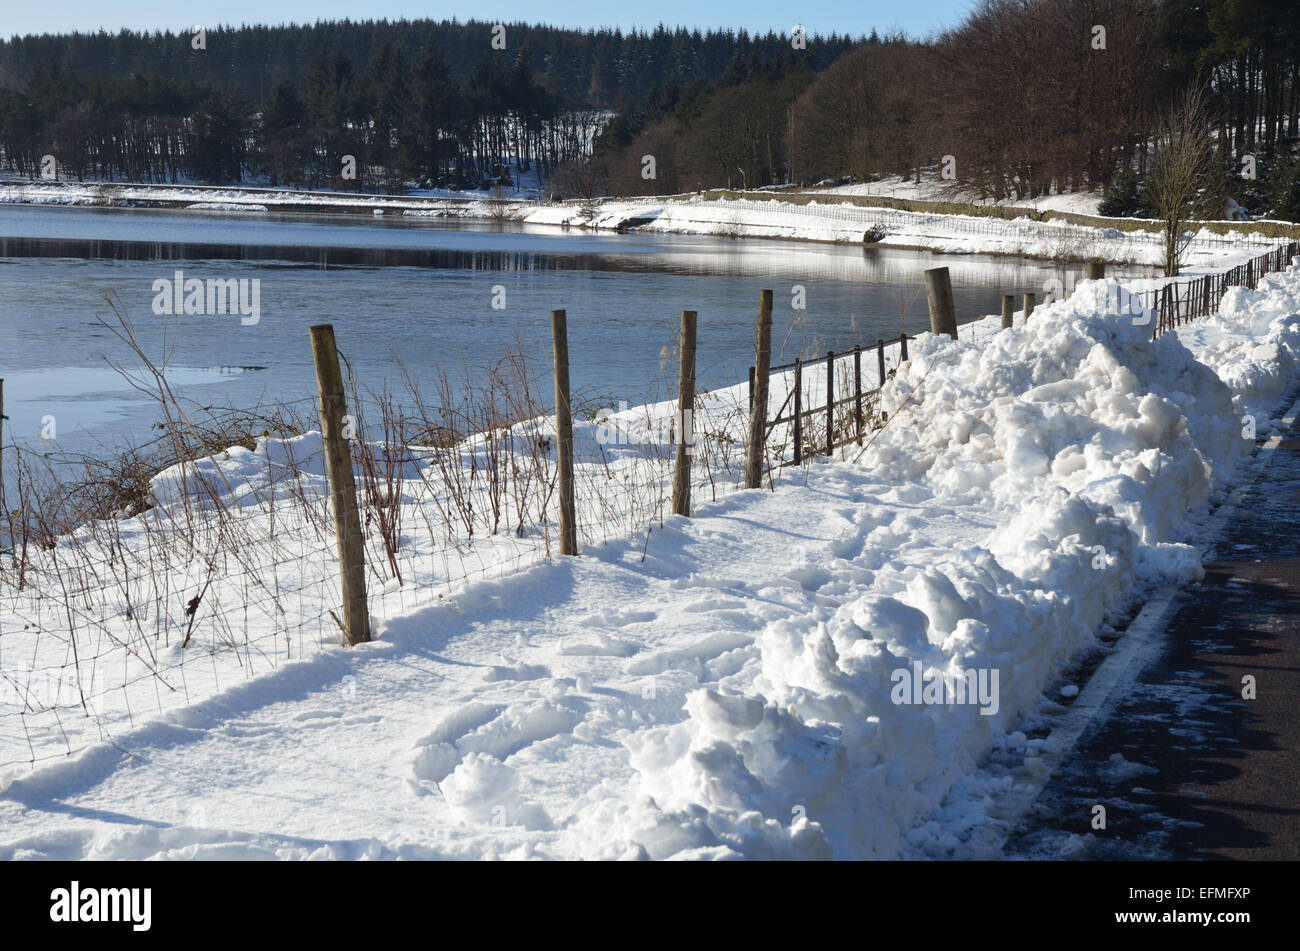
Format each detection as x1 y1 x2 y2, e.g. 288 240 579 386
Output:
0 206 1135 285
0 204 1157 486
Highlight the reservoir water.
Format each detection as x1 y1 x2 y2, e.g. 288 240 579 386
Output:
0 203 1153 489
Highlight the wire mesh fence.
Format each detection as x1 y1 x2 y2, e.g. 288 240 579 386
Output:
1145 242 1300 336
746 241 1300 467
0 348 761 775
2 238 1296 778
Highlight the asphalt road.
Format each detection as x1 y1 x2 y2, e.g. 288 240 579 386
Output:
1005 414 1300 860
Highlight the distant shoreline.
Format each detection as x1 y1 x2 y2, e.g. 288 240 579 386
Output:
1 180 1292 269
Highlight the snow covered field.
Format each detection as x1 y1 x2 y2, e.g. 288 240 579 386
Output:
2 238 1298 859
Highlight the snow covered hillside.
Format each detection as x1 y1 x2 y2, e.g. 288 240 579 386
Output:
810 173 1106 216
2 261 1299 860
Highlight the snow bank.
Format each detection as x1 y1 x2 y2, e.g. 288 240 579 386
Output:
589 271 1297 859
517 196 1280 269
1175 275 1300 425
186 202 269 212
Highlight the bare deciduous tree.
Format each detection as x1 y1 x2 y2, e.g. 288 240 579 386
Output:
1147 85 1216 276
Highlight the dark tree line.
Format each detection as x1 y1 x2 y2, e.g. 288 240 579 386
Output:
0 66 250 183
565 51 819 196
3 4 1296 217
0 20 858 112
1 39 619 189
582 0 1300 220
0 22 858 190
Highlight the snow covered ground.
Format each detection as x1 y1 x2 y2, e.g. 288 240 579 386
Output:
3 179 1286 268
512 196 1275 268
1 240 1298 859
810 172 1106 217
0 155 554 206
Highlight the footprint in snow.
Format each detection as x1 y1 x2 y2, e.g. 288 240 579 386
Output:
483 662 551 682
682 599 748 613
411 699 584 785
561 632 639 657
578 608 657 627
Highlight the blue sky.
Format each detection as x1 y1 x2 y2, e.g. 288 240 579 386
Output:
4 2 973 41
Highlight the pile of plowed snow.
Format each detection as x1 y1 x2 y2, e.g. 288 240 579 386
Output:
590 272 1297 859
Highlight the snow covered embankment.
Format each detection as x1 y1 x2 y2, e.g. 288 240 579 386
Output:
2 267 1297 861
515 198 1280 270
592 271 1300 859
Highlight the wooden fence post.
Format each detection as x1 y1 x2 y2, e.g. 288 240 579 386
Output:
924 267 959 339
744 290 773 489
550 309 578 556
0 376 5 522
877 338 886 386
900 333 909 362
1023 292 1036 325
671 310 697 517
309 325 371 646
1001 294 1014 329
1085 261 1105 280
853 346 863 444
0 376 6 551
792 359 803 465
825 351 835 455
